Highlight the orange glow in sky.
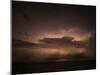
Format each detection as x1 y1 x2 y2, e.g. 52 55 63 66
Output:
28 28 92 43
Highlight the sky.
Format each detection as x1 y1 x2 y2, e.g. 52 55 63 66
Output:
12 1 96 62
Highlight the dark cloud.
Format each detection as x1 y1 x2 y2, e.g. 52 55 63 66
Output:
38 37 87 48
12 39 38 48
39 37 73 44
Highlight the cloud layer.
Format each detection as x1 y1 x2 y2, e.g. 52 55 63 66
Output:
12 35 96 63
